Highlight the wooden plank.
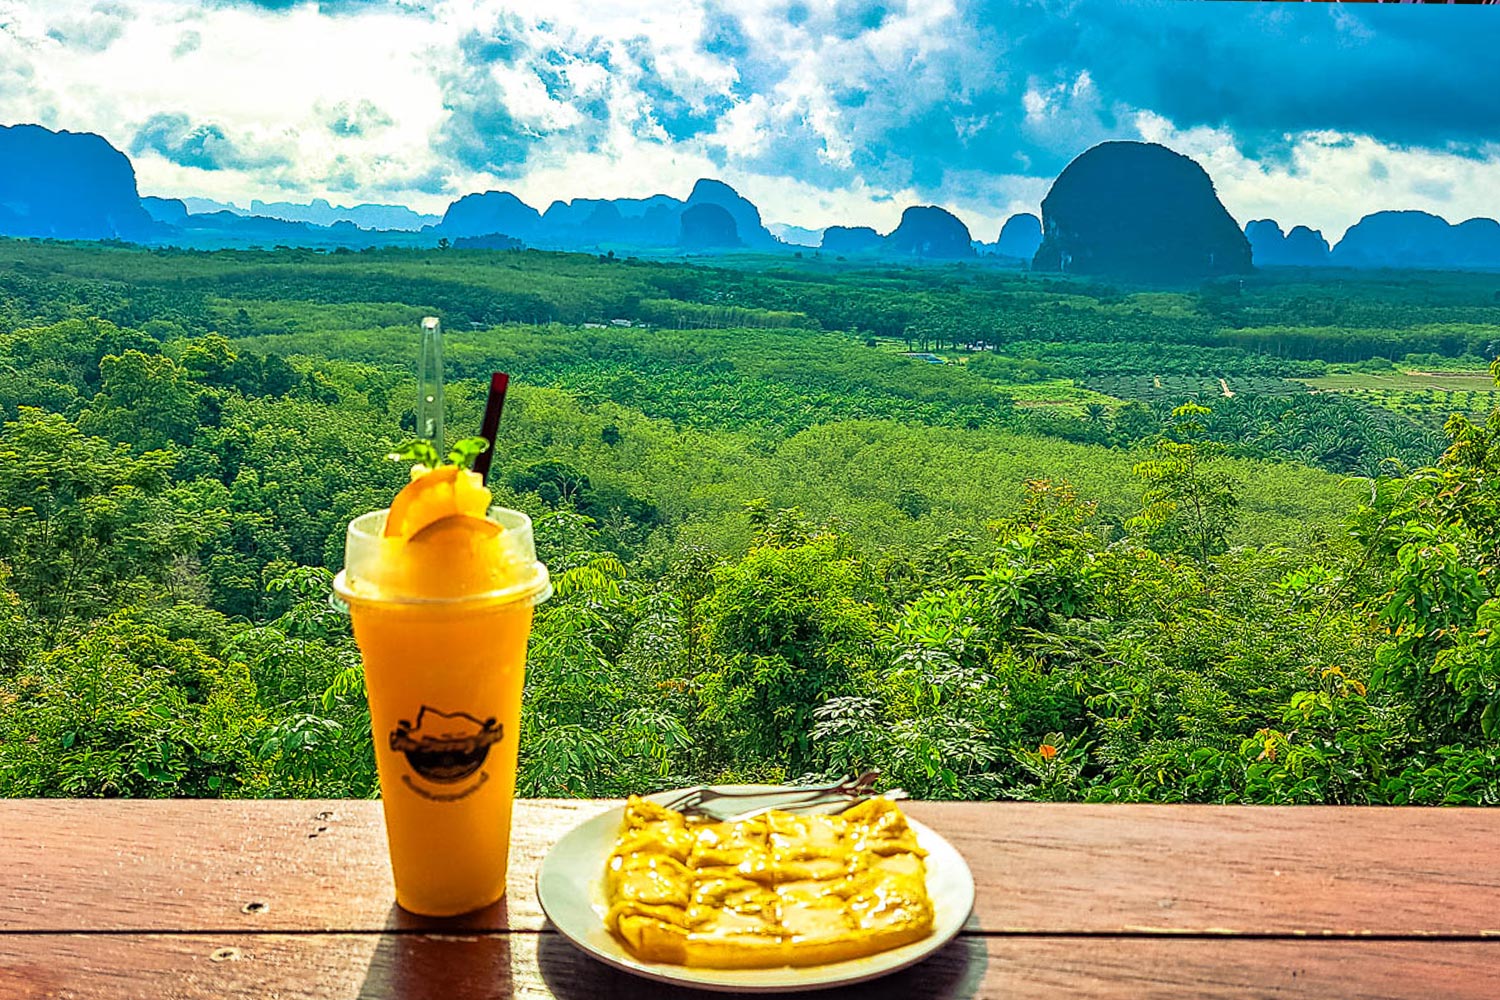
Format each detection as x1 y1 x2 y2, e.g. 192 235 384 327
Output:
4 800 1500 936
2 933 1498 1000
0 799 598 935
951 802 1500 938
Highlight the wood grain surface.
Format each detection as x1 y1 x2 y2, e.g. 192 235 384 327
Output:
4 800 1499 936
5 799 1500 998
3 933 1499 1000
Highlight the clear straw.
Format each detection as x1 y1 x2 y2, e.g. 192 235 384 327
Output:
418 316 445 453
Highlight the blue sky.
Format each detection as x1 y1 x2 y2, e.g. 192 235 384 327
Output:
1 0 1496 239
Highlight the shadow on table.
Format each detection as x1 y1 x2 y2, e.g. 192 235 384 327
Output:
379 896 514 932
536 930 990 1000
356 904 516 1000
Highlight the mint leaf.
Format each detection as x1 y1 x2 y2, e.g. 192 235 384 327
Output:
448 437 490 470
387 437 489 472
387 439 441 468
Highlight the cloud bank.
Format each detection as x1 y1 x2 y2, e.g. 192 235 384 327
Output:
0 0 1496 239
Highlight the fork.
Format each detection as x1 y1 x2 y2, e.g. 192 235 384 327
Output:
656 771 896 822
713 786 909 824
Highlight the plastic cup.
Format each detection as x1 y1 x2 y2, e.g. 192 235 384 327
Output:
333 506 551 917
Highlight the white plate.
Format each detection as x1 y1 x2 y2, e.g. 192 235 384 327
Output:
535 787 976 993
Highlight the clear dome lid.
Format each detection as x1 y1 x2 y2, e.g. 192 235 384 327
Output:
333 506 551 607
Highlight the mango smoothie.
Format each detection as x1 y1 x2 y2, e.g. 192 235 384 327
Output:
334 462 550 916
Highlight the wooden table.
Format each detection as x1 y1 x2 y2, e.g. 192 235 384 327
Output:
3 800 1498 998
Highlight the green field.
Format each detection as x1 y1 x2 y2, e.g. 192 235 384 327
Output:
1297 369 1500 428
1301 370 1499 392
1086 374 1306 404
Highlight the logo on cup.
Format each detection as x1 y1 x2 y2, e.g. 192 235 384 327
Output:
390 706 503 801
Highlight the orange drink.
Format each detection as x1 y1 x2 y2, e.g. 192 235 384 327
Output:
334 466 550 916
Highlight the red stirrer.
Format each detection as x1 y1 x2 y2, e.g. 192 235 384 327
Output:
473 372 509 484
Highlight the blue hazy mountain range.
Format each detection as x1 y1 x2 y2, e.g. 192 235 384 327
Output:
436 177 784 250
4 122 1500 274
159 196 440 231
1328 211 1500 271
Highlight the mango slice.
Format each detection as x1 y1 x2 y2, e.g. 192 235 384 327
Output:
385 464 492 539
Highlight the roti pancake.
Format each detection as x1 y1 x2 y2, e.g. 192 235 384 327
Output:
604 795 934 968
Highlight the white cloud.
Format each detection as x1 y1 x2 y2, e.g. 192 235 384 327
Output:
0 0 455 208
45 1 133 53
1134 112 1500 243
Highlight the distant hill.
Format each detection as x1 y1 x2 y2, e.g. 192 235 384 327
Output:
996 213 1043 260
1332 210 1500 270
1244 213 1500 272
437 191 541 240
885 206 976 259
679 202 742 249
1033 141 1252 281
1245 219 1331 267
248 198 439 231
537 194 681 245
685 179 777 249
820 225 884 255
435 178 776 252
540 193 681 242
0 123 153 240
181 197 245 216
769 223 824 247
142 196 189 226
817 208 974 259
158 210 428 250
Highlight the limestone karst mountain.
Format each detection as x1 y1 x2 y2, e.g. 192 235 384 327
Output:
819 225 885 255
1245 219 1332 267
0 124 154 240
678 202 742 249
436 191 542 240
818 208 975 259
432 178 773 251
538 195 681 244
996 213 1043 260
1033 141 1252 281
141 196 189 226
885 206 977 259
684 178 777 248
1331 210 1500 270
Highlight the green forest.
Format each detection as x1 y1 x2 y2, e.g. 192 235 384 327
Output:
6 238 1500 804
